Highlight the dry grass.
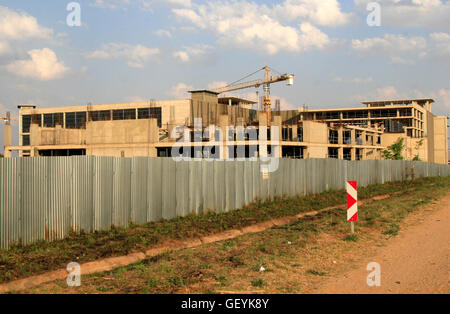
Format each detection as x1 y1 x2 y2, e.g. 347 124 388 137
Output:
16 176 450 294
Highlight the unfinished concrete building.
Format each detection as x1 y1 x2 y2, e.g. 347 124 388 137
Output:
3 92 447 164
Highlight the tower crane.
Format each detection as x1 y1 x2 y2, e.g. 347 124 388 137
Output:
211 66 294 121
1 112 18 125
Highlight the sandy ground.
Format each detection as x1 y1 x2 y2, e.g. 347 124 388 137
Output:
315 194 450 294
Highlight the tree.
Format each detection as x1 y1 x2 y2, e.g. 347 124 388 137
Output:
0 153 3 158
382 138 405 160
412 139 424 161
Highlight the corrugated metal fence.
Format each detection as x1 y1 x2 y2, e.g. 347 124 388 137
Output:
1 157 449 249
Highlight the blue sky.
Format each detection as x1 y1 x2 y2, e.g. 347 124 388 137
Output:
0 0 449 150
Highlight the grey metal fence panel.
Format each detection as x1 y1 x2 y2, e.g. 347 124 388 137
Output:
243 161 253 205
225 162 235 211
47 157 71 242
189 161 203 215
93 157 114 231
0 156 449 249
162 158 176 220
202 160 215 213
131 157 148 225
214 160 226 212
0 158 21 249
71 156 94 233
147 158 162 222
176 161 189 217
235 161 245 210
112 158 131 227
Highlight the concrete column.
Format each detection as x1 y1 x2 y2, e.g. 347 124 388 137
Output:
292 126 298 142
271 115 282 158
4 124 12 147
338 127 343 145
168 120 177 142
219 114 229 160
30 124 39 146
350 129 356 145
258 112 268 158
149 119 158 143
351 148 356 161
338 147 344 160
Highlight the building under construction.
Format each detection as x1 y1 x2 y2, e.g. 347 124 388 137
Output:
2 66 448 164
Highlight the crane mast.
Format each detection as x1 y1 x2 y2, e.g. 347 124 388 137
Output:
211 66 294 122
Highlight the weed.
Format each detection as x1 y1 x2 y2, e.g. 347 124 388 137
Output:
306 269 327 276
382 224 400 236
168 276 184 287
344 234 359 242
251 278 265 287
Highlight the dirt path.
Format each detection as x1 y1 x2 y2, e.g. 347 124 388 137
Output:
315 194 450 294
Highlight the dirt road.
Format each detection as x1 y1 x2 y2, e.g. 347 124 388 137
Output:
316 194 450 294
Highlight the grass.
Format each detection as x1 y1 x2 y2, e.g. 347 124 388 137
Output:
251 278 265 287
306 269 327 276
1 176 449 286
18 175 450 294
344 234 359 242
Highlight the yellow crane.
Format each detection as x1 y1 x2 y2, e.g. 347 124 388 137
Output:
1 112 18 125
211 66 294 121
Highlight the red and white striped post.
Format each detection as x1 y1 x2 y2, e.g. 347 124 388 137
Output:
347 181 358 233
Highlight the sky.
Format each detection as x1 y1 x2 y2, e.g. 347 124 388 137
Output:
0 0 449 152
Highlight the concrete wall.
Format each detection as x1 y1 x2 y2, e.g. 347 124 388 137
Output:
303 121 328 158
433 116 448 164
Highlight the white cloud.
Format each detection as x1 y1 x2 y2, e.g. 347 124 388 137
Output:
207 81 228 90
375 86 403 99
389 56 416 65
154 29 172 38
90 0 190 11
351 32 450 63
170 83 193 99
173 44 213 62
273 0 353 26
430 32 450 55
354 0 450 29
167 0 192 7
90 0 131 9
437 89 450 112
6 48 69 81
353 86 428 103
87 43 160 68
352 34 427 55
333 76 374 84
0 6 53 40
173 1 336 55
126 96 147 102
0 41 10 55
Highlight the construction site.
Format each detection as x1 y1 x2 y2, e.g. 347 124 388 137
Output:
1 66 448 165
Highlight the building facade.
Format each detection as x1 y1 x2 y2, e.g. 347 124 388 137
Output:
3 93 448 164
